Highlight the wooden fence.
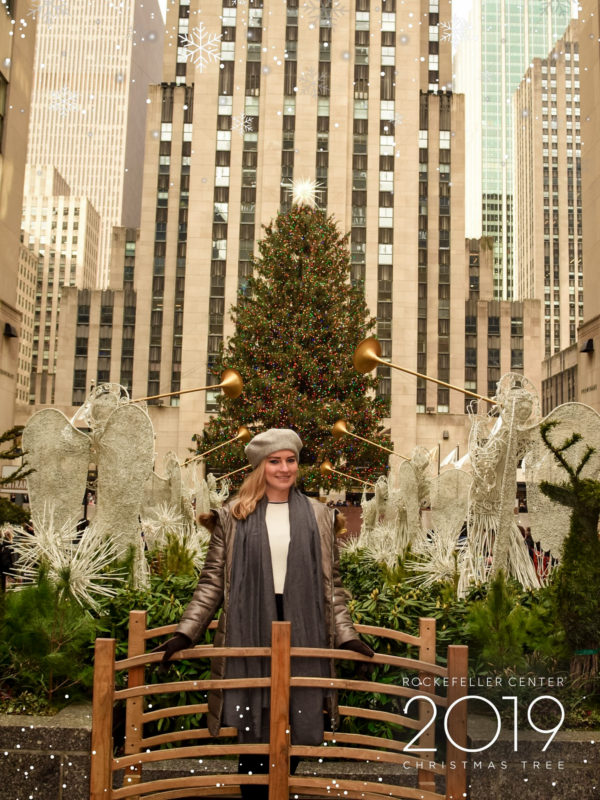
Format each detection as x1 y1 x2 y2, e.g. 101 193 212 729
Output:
90 611 468 800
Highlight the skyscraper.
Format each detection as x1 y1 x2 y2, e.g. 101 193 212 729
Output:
21 166 101 406
454 0 572 300
0 1 36 434
26 0 164 288
514 23 583 358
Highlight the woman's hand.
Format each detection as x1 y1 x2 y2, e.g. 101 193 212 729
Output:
152 633 192 675
340 638 375 658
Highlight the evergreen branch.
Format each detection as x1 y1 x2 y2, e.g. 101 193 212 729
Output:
539 480 576 509
575 445 596 478
539 420 576 480
0 426 24 447
557 432 582 453
0 464 34 487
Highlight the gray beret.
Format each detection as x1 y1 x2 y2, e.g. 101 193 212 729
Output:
245 428 303 467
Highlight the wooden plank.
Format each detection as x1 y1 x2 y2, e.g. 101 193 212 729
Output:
354 623 424 647
139 727 239 749
112 773 266 799
90 637 116 800
114 743 269 771
290 744 444 769
338 704 423 731
268 622 291 800
141 789 239 800
118 647 448 675
116 645 271 672
445 645 469 800
142 702 209 723
143 619 219 640
124 611 147 796
418 617 437 792
291 647 449 676
288 776 444 800
114 676 271 700
297 738 446 775
322 730 439 761
290 676 448 705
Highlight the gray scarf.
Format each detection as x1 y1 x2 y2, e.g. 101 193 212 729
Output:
223 488 330 745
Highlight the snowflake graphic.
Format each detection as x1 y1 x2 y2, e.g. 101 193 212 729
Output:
297 67 328 99
28 0 69 25
303 0 347 30
49 85 78 117
180 22 222 73
439 18 477 46
232 113 254 136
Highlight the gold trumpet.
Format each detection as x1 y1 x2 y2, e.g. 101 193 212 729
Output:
183 426 252 467
131 368 243 404
320 460 375 488
219 464 252 480
353 337 496 404
332 419 408 460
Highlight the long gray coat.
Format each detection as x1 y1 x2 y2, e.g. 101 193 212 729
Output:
176 497 360 735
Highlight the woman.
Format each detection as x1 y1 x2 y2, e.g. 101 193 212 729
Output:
157 428 373 798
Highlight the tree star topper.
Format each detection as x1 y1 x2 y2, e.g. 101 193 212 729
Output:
291 177 320 208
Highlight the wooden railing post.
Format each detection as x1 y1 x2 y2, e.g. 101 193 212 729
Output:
123 610 147 796
90 637 116 800
445 645 469 800
418 617 437 792
268 622 291 800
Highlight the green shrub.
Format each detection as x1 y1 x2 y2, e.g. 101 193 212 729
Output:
0 574 96 707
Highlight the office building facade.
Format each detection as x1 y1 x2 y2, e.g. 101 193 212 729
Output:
454 0 572 300
26 0 163 288
20 166 100 406
0 1 36 433
514 24 583 358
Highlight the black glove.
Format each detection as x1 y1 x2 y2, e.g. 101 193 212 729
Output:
152 633 192 675
340 638 375 658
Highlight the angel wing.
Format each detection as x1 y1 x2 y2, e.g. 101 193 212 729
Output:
388 461 423 551
94 404 155 551
522 402 600 558
429 469 471 536
144 451 182 509
22 409 91 531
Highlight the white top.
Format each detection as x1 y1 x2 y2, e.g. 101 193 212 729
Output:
266 501 290 594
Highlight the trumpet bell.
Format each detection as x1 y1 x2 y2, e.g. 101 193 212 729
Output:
353 337 383 374
332 419 349 441
320 460 334 476
237 425 252 443
219 369 243 399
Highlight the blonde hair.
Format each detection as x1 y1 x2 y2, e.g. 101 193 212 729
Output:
231 460 267 520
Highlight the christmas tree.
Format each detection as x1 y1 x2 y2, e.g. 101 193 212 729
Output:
197 203 391 491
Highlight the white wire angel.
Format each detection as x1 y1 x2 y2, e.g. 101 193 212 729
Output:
465 374 541 590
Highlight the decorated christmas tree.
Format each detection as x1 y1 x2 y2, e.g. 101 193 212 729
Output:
196 203 391 491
